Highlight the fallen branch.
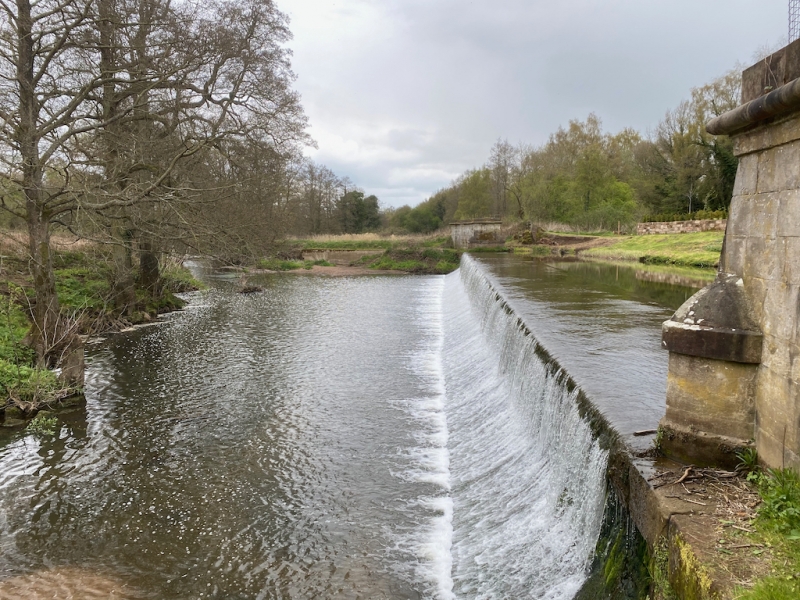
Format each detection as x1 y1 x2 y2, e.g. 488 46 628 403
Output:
633 429 658 436
676 467 694 484
665 495 707 506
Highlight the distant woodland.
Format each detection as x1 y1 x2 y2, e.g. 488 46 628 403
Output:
389 70 740 234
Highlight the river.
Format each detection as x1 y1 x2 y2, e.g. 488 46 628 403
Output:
0 255 701 599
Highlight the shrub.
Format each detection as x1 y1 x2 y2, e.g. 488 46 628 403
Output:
0 358 61 405
757 468 800 534
26 412 59 436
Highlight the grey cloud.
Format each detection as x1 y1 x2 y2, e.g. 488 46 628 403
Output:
289 0 786 207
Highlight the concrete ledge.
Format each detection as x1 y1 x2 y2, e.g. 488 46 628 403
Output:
662 273 763 364
658 422 752 470
662 321 763 364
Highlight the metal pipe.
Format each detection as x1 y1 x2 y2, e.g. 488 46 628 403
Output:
706 76 800 136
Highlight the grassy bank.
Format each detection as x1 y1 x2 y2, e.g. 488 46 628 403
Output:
734 460 800 600
579 231 723 269
1 234 202 422
260 233 462 275
361 247 460 274
257 259 334 271
288 232 451 251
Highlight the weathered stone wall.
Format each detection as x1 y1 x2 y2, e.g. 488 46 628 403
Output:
722 112 800 468
659 42 800 471
450 220 502 249
637 219 727 235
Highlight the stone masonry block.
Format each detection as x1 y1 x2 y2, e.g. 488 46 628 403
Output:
794 289 800 343
757 428 793 470
665 353 756 441
732 154 758 196
745 236 783 281
761 280 795 341
721 234 747 275
784 239 800 285
726 196 753 237
735 114 800 156
787 342 800 388
761 339 799 384
777 189 800 237
758 142 800 193
749 195 779 239
744 276 768 324
755 365 792 443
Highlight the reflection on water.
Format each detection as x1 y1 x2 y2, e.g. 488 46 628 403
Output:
471 255 702 445
0 277 450 598
0 258 692 598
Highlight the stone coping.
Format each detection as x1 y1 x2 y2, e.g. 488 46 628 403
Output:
662 321 763 365
707 76 800 136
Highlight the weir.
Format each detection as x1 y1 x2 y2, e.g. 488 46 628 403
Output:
453 255 756 600
450 255 653 598
445 256 610 598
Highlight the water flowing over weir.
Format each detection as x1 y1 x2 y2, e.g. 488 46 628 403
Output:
443 255 608 599
0 257 642 599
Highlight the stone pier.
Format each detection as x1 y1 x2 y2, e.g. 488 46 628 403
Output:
660 39 800 469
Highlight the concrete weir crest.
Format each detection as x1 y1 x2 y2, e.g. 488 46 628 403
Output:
661 39 800 470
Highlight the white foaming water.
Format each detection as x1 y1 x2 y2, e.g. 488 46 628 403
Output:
397 277 455 599
442 256 609 599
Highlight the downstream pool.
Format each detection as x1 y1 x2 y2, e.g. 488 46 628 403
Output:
0 256 702 598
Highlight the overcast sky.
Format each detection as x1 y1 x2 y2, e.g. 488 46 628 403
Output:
285 0 786 208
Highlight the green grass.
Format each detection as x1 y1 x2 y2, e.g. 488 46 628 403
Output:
294 239 393 250
257 258 306 271
420 236 452 248
512 246 554 257
0 295 34 366
162 265 205 293
290 233 453 251
55 266 112 310
734 466 800 600
257 258 335 271
0 358 61 405
25 411 58 436
581 231 724 268
367 248 461 274
468 246 511 253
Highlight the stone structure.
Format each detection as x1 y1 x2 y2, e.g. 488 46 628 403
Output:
450 219 503 249
636 219 726 235
660 39 800 469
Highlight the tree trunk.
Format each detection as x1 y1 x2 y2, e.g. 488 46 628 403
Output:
25 199 60 367
17 0 60 367
139 239 160 298
111 222 136 315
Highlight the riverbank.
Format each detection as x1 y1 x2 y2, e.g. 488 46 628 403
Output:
513 230 724 269
0 231 201 427
259 234 463 275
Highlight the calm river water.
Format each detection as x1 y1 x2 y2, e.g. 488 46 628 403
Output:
0 256 701 599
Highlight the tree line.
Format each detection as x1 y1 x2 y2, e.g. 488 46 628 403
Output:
388 69 740 233
0 0 382 367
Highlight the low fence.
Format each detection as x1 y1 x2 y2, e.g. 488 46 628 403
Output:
637 219 726 235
